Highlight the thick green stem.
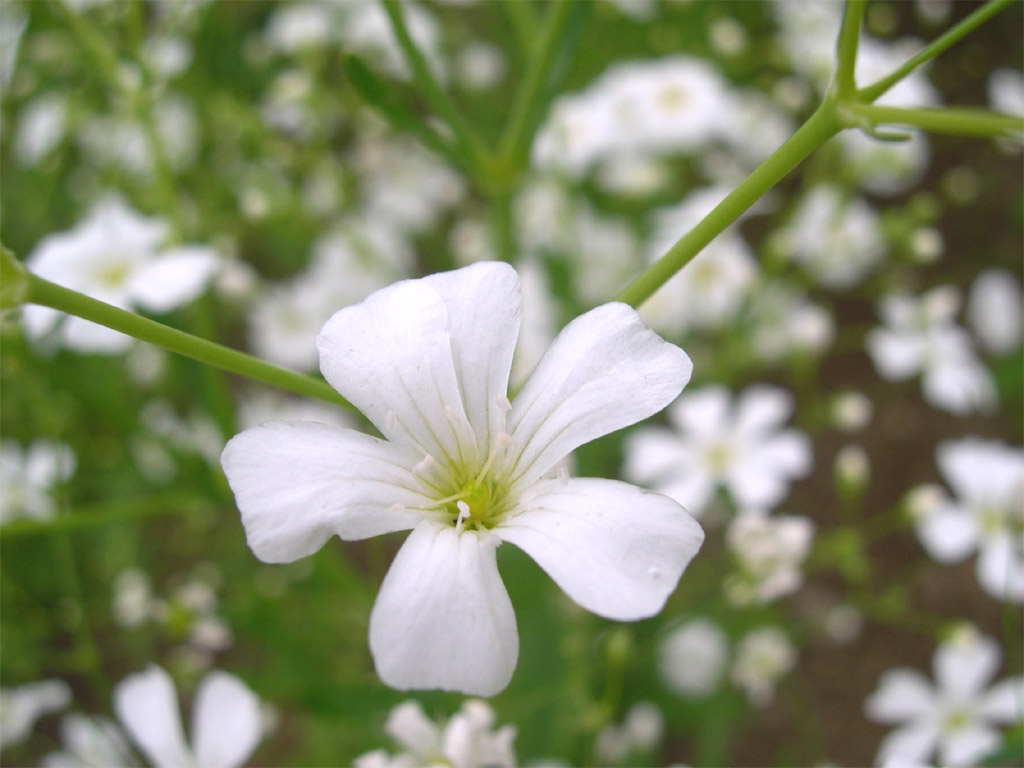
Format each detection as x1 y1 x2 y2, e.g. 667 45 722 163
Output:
380 0 490 174
858 0 1014 103
615 102 842 308
24 273 351 409
833 0 866 99
843 102 1024 138
497 0 578 174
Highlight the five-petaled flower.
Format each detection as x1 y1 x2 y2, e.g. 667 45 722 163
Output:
221 261 703 696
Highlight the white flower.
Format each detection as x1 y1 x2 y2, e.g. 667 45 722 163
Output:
724 512 814 605
914 438 1024 603
41 714 137 768
623 385 812 517
0 439 76 525
730 626 796 707
988 69 1024 117
865 631 1023 767
112 568 155 627
866 287 997 415
455 41 506 91
594 701 663 763
23 198 220 354
114 665 263 768
355 699 516 768
221 262 703 695
0 679 71 750
746 281 835 363
783 185 885 289
14 94 67 166
659 618 729 697
967 269 1023 356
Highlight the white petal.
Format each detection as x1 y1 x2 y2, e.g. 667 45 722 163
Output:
129 246 220 313
114 666 193 768
422 262 522 451
621 428 690 484
316 274 478 464
875 722 940 767
976 535 1024 603
221 421 427 563
866 330 924 380
497 478 704 620
656 472 717 518
508 303 692 485
915 504 978 563
733 386 794 438
979 676 1024 722
727 456 789 509
865 670 936 723
922 356 997 414
939 725 1000 767
934 635 1000 698
191 671 262 768
368 522 518 696
667 386 730 436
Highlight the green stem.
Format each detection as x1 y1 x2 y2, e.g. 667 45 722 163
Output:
380 0 490 174
858 0 1014 103
25 273 351 409
497 0 578 174
843 102 1024 138
615 101 842 308
50 0 122 87
833 0 866 99
502 0 540 59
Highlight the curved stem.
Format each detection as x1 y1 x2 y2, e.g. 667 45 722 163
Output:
25 273 352 409
615 101 842 308
842 102 1024 138
833 0 866 99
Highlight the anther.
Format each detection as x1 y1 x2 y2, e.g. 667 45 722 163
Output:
496 395 512 413
413 454 434 474
497 431 512 448
455 500 470 532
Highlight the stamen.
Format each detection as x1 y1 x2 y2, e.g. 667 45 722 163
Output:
385 410 397 431
557 464 569 486
388 503 404 516
497 431 512 448
496 395 512 414
413 454 434 474
455 500 470 532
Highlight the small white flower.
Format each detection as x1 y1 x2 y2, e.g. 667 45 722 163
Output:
866 287 997 415
0 439 76 525
23 199 220 354
221 262 703 695
865 631 1023 767
730 626 796 707
967 269 1023 356
746 281 835 363
41 714 137 768
112 568 155 627
355 699 517 768
0 679 71 750
114 665 263 768
624 385 812 517
724 512 814 605
914 438 1024 603
659 618 729 697
594 701 663 763
831 391 873 432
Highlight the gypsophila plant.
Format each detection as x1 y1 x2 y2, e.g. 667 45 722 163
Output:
1 0 1022 765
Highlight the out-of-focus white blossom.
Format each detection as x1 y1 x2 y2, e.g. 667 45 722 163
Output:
835 444 871 496
988 69 1024 117
112 568 155 628
455 42 506 91
594 702 663 764
724 512 814 604
731 626 796 707
41 714 137 768
746 281 835 363
15 94 67 166
0 439 76 525
624 385 812 517
355 699 517 768
865 630 1023 767
914 438 1024 603
831 391 874 432
0 679 72 750
114 666 263 768
866 287 997 415
783 185 885 288
659 618 729 697
23 199 220 354
967 269 1023 356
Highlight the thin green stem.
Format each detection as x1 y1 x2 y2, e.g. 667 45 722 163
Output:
502 0 540 60
858 0 1014 103
615 101 842 308
843 102 1024 138
50 0 122 87
380 0 490 174
833 0 866 99
497 0 578 174
24 273 352 409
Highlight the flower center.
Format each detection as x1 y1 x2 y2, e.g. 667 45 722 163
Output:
96 258 131 289
705 442 733 473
